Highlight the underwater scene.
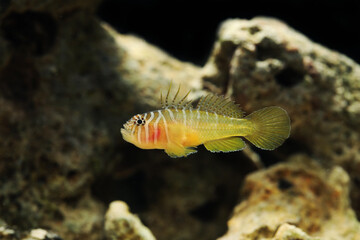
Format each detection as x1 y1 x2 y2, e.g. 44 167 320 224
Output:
1 0 360 240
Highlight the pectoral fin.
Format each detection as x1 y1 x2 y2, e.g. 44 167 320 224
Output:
164 143 197 158
204 137 246 153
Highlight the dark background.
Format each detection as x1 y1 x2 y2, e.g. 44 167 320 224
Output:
97 0 360 66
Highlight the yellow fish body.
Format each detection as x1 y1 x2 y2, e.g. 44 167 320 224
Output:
121 87 290 158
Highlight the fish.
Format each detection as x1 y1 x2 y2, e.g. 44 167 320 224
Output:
121 85 291 158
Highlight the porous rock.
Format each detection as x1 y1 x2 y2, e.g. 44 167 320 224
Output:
23 229 62 240
272 223 319 240
218 154 360 240
0 225 16 240
203 17 360 215
105 201 156 240
0 1 200 239
0 225 62 240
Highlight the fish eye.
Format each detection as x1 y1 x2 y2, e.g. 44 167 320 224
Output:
135 117 145 126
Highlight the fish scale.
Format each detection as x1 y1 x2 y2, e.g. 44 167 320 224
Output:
164 108 253 141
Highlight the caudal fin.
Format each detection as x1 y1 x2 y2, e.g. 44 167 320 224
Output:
244 106 290 150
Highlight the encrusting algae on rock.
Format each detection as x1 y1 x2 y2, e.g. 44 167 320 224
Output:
121 84 291 157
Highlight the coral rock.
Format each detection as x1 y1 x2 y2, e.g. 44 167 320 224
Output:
105 201 156 240
203 17 360 215
0 0 201 237
218 155 360 240
272 223 319 240
0 225 16 240
23 229 62 240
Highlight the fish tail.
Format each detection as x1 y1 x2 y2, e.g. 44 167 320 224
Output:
244 106 290 150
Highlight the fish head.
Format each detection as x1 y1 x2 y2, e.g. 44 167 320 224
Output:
120 113 146 147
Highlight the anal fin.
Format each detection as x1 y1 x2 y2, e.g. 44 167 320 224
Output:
204 137 246 153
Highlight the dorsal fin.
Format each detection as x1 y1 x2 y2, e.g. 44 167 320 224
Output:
197 94 244 118
160 83 193 109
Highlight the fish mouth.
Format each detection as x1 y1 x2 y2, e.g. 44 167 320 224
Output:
120 127 128 136
120 128 132 143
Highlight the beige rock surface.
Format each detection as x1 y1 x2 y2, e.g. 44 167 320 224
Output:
105 201 156 240
272 223 319 240
218 155 360 240
0 226 16 240
203 17 360 216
